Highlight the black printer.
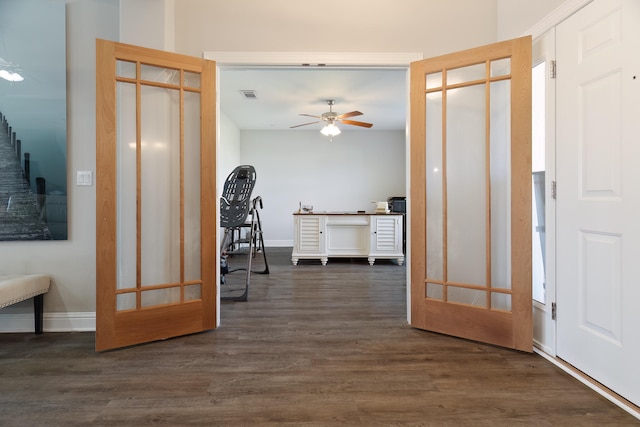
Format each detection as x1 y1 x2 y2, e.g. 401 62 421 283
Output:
387 196 406 213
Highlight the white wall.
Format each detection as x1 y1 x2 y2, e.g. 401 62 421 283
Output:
497 0 567 40
175 0 497 59
218 110 241 180
239 129 406 246
119 0 175 51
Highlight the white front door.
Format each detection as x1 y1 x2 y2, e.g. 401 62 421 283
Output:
556 0 640 405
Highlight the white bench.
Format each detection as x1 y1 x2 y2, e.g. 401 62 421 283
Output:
0 273 51 334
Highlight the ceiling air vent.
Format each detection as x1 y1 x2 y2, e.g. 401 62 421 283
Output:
240 90 258 100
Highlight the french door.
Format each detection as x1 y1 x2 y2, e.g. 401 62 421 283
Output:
410 36 532 352
95 39 217 351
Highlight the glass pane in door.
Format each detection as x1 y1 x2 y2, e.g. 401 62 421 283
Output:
492 292 511 311
426 91 444 281
116 60 136 79
490 79 512 290
446 84 487 286
116 81 137 292
426 283 443 300
447 63 485 85
141 288 181 307
448 286 486 307
426 72 443 89
140 85 181 287
116 293 136 311
184 90 202 282
184 72 201 89
490 58 511 77
141 64 180 85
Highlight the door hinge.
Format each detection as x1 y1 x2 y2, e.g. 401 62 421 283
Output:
551 302 557 320
550 60 557 79
551 181 557 200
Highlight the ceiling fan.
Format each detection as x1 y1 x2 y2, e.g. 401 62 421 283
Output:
290 100 374 131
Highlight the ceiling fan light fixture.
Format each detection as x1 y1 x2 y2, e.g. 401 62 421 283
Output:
320 122 341 137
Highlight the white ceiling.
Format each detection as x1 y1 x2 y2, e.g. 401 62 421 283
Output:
219 67 408 132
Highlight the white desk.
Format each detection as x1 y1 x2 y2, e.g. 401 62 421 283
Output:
291 212 404 266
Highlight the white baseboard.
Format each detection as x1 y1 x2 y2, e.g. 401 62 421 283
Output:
264 240 293 247
0 312 96 333
534 348 640 420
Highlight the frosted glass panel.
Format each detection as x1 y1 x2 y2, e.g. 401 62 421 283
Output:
140 85 181 286
426 283 443 300
426 92 444 281
492 292 511 311
117 293 136 311
491 58 511 77
184 71 201 88
116 82 137 290
448 287 486 308
490 80 511 290
446 84 486 286
141 64 180 85
141 288 181 308
426 72 442 89
447 63 485 85
116 60 136 79
185 284 201 301
184 91 202 282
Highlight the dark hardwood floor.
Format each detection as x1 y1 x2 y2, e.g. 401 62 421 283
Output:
0 248 637 426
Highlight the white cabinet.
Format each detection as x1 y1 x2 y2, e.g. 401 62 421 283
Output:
292 213 404 266
292 215 327 265
369 215 404 265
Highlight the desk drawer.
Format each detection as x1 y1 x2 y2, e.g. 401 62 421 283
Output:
325 215 369 226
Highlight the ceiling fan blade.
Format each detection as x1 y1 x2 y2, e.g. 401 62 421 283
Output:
341 119 373 128
337 111 363 119
299 113 322 119
290 121 320 128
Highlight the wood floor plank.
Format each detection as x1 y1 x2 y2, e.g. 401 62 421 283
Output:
0 248 637 426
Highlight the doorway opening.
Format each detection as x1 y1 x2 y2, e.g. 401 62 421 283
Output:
208 52 421 322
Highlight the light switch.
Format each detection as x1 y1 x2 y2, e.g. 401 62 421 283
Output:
76 170 92 186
